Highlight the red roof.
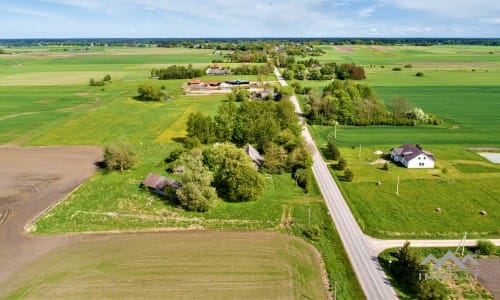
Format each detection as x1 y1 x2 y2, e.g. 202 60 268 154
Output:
188 79 201 84
208 81 220 86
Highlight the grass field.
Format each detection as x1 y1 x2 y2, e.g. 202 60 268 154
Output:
1 47 364 298
303 45 500 239
0 231 328 300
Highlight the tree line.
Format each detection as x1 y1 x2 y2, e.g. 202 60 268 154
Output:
151 65 204 80
283 61 366 81
303 80 442 126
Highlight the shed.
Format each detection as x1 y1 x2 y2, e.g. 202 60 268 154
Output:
141 172 182 195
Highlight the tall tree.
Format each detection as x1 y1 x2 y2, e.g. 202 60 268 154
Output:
176 151 217 212
186 112 216 144
104 142 137 172
137 81 161 101
214 101 238 142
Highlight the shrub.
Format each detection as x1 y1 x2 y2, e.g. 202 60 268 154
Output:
404 64 413 68
338 157 347 171
104 142 137 172
416 72 424 77
137 81 161 101
183 136 202 149
392 67 402 71
476 240 496 255
294 168 311 192
303 226 320 241
383 162 390 170
326 139 340 160
103 74 112 81
344 168 354 182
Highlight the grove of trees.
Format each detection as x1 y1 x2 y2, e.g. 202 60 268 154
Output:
303 81 443 126
151 64 204 79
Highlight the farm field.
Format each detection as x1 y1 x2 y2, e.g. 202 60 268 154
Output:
0 47 364 299
305 45 500 239
0 231 328 300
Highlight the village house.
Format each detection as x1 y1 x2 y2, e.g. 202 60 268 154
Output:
390 143 435 168
141 172 182 196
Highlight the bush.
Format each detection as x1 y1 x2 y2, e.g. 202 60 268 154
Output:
392 67 402 71
183 136 202 149
476 240 496 255
137 81 162 101
103 74 112 81
303 226 320 241
104 142 137 172
325 139 340 160
344 168 354 182
382 162 389 170
337 157 347 171
294 168 311 192
404 64 413 68
416 72 424 77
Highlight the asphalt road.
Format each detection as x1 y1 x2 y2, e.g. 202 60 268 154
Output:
275 69 398 299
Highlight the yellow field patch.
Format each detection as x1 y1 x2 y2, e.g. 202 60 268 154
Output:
0 71 130 86
155 105 195 142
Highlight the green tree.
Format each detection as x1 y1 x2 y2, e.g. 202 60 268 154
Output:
337 157 347 171
137 81 162 101
186 112 215 144
393 242 424 294
263 144 288 174
176 152 217 212
214 101 238 142
103 74 112 81
344 168 354 182
104 142 137 172
326 139 340 160
206 143 265 202
294 168 311 191
417 280 449 300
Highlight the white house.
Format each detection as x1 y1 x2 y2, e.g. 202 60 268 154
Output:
390 143 435 168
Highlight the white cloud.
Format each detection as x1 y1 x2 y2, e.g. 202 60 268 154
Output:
384 0 500 19
480 18 500 25
358 7 375 17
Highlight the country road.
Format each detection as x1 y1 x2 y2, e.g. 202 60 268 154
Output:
275 68 398 299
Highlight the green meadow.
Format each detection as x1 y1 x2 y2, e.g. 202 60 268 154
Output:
304 45 500 239
0 47 363 299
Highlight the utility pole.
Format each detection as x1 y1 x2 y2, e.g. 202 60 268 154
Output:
334 122 337 139
358 144 361 158
396 176 400 196
455 232 467 256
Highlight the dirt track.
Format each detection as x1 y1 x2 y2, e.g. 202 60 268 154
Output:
0 146 103 285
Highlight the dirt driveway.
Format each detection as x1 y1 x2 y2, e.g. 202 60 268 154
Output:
0 146 103 284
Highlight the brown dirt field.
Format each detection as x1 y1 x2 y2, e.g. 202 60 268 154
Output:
0 146 103 284
477 258 500 298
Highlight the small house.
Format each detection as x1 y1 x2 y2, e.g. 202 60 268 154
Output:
245 144 264 168
206 64 231 75
141 172 182 195
390 143 435 168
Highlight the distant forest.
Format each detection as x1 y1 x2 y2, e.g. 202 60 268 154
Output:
1 38 499 47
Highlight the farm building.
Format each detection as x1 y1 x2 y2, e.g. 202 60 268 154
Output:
390 143 435 168
141 173 182 195
245 144 264 168
206 64 231 75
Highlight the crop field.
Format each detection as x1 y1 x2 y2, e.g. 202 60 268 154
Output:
0 231 328 300
306 45 500 239
0 47 364 298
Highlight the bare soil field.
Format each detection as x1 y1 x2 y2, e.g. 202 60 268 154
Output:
477 258 500 298
0 146 103 283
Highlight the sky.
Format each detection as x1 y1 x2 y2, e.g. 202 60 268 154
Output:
0 0 499 38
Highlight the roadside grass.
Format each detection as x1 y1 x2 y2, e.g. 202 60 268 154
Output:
0 231 328 300
378 245 499 299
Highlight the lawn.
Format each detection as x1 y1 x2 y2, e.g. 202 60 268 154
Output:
304 45 500 239
0 231 328 300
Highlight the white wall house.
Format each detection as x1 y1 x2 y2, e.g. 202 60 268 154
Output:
390 143 435 168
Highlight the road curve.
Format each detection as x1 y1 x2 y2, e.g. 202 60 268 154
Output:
274 69 398 299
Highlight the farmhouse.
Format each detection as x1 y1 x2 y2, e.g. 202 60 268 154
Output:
141 172 182 195
390 143 435 168
245 144 264 168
